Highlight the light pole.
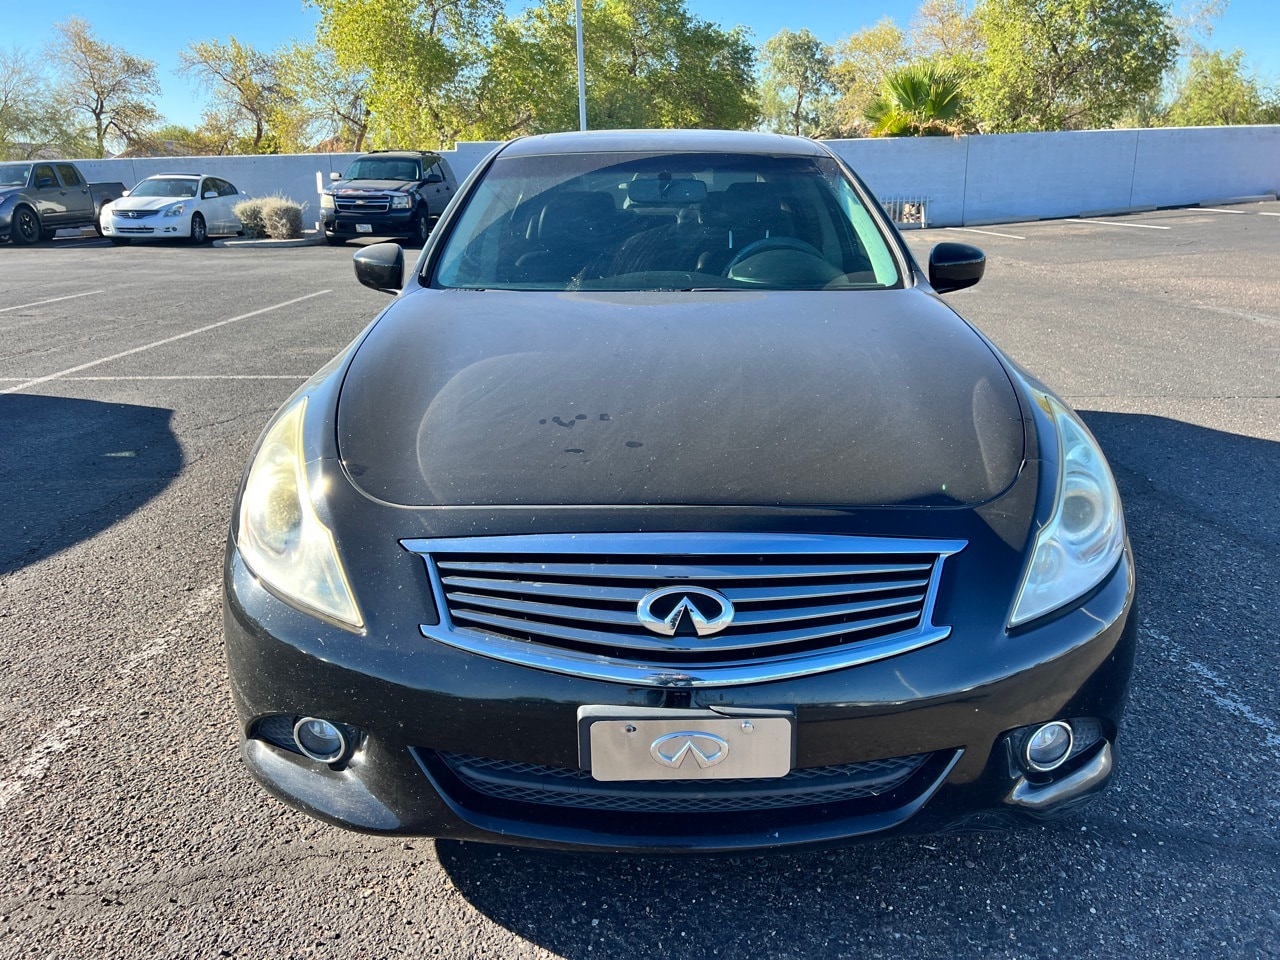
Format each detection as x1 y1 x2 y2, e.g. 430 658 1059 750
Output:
575 0 587 130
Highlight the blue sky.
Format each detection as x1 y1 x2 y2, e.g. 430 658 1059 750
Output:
11 0 1280 128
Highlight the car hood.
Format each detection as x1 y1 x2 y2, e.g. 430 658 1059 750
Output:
110 196 192 212
334 180 413 193
336 289 1027 508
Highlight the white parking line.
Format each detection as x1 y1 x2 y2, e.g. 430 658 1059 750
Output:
1198 208 1247 214
0 290 107 314
0 375 310 381
1258 212 1280 217
946 227 1026 240
1068 219 1171 230
0 290 331 396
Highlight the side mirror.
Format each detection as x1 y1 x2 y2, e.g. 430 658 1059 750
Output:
122 189 131 197
353 242 404 294
203 190 218 199
329 171 342 182
424 171 443 185
928 242 985 294
36 177 56 189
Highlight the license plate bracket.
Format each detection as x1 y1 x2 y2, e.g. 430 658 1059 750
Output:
578 705 794 782
355 223 373 233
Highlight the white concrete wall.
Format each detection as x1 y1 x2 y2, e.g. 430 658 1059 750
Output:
67 128 1279 229
826 125 1280 226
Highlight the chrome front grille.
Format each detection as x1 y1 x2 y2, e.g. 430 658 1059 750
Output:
335 194 390 213
402 534 964 686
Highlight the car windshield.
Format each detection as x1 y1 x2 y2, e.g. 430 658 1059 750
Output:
0 164 32 187
433 151 902 292
130 178 199 198
344 158 421 181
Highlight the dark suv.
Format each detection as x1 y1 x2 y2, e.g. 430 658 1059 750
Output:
321 150 457 246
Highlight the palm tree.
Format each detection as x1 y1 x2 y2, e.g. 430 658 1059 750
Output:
865 62 966 137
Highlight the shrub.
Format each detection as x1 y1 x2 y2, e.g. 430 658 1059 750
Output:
232 196 305 240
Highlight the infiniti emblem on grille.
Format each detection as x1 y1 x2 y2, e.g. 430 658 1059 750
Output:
650 732 730 769
636 586 734 637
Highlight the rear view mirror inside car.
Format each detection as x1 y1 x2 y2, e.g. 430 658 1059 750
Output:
626 177 708 205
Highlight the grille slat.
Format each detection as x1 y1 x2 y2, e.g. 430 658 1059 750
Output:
404 534 965 686
437 750 933 813
449 604 924 654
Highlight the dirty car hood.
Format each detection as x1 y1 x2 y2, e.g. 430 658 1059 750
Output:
336 289 1027 508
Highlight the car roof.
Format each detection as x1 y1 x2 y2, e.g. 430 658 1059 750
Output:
150 173 202 179
499 129 830 159
355 151 440 160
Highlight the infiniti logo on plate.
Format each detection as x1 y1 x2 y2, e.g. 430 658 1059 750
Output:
649 731 730 770
636 586 735 637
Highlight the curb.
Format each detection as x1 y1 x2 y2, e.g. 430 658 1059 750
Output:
1079 206 1157 218
214 232 323 248
1199 194 1276 207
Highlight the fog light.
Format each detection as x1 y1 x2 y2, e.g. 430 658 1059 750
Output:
1024 720 1074 772
293 717 347 763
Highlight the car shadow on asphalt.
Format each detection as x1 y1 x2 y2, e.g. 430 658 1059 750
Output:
0 394 183 575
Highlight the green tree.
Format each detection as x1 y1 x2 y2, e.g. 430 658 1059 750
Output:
307 0 502 149
972 0 1179 131
1165 49 1279 126
0 46 91 159
49 17 159 157
910 0 984 62
828 19 910 137
865 61 967 136
485 0 757 137
759 28 833 137
179 37 305 153
278 43 371 151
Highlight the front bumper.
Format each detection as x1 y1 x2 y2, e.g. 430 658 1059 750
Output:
224 536 1137 854
322 209 416 238
100 212 189 238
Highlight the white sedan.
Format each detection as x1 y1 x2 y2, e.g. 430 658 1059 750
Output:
100 174 242 245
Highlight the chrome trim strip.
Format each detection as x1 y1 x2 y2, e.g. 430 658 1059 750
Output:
434 559 935 580
404 533 966 687
410 532 966 557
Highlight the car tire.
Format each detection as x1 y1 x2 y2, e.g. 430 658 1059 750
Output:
10 205 40 245
407 210 430 247
324 232 346 246
109 238 132 246
189 212 208 245
40 228 58 242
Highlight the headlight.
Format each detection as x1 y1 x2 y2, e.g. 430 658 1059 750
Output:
390 194 412 209
1009 394 1125 627
163 204 186 217
237 399 364 629
320 193 334 210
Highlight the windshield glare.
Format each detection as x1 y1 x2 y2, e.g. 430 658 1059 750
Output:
131 178 198 199
433 152 901 292
344 158 421 181
0 164 32 187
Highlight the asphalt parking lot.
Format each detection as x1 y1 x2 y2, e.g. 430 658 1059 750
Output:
1 204 1277 959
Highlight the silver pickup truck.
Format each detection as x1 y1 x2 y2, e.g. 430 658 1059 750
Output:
0 161 126 245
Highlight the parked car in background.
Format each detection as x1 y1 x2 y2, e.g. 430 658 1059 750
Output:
100 174 242 245
0 161 125 245
320 150 457 246
224 130 1137 854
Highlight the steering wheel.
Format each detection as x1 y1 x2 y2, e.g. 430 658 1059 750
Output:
723 236 827 274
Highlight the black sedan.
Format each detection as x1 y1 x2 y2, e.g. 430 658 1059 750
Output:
223 130 1136 853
